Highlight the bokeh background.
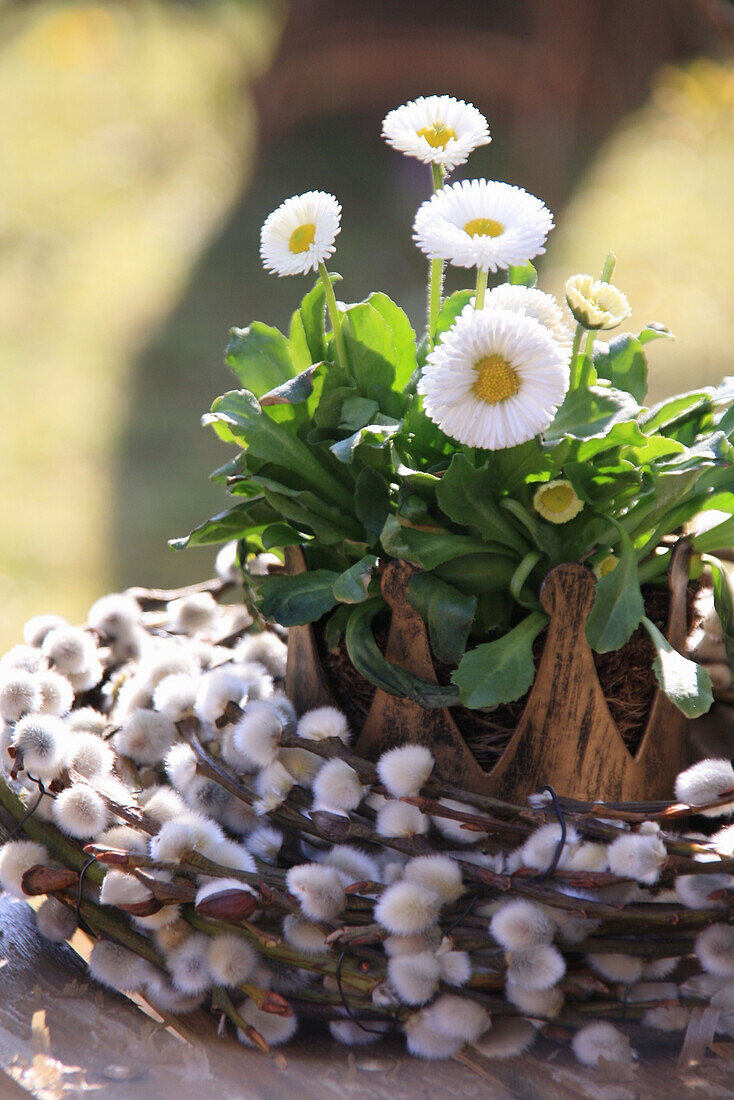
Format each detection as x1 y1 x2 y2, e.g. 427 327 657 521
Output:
1 0 733 649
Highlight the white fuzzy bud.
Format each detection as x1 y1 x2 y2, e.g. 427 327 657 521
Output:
113 709 177 765
431 798 488 844
296 705 350 744
36 671 74 717
571 1022 635 1068
35 896 78 942
586 953 643 985
167 593 218 635
421 994 490 1043
69 732 114 779
505 983 564 1018
607 831 667 885
42 626 96 675
403 1013 463 1060
0 671 41 721
52 785 109 838
376 800 429 838
312 759 364 813
153 674 200 721
139 786 188 824
24 615 67 648
139 648 200 692
675 872 731 909
0 839 48 896
164 933 212 995
282 915 329 955
374 881 440 936
99 870 152 908
206 934 257 987
473 1017 537 1060
490 900 554 950
643 1005 690 1032
519 823 580 871
0 644 47 674
279 747 321 787
642 957 679 980
329 1019 388 1046
237 998 298 1048
255 761 294 807
215 541 241 583
232 702 283 767
438 947 472 987
194 670 246 726
506 945 566 991
89 940 156 993
267 692 297 733
564 841 609 873
696 923 734 976
228 661 273 701
164 742 198 792
388 951 441 1005
143 974 203 1014
286 863 345 921
205 837 256 874
99 825 149 854
235 632 287 679
245 824 283 863
675 759 734 816
66 707 107 735
384 931 440 957
12 714 69 779
324 845 380 885
88 594 141 640
403 855 464 904
377 745 434 798
68 659 104 693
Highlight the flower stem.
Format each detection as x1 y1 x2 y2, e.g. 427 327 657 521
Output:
600 251 616 283
474 267 488 310
427 163 446 348
318 261 348 375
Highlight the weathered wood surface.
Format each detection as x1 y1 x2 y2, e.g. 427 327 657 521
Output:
1 895 733 1100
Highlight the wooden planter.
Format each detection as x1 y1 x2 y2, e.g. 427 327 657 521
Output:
284 544 692 803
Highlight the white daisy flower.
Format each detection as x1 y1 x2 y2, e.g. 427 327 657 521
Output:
260 191 341 277
479 284 572 354
533 479 584 524
413 180 553 272
565 273 631 330
382 95 490 172
417 307 569 450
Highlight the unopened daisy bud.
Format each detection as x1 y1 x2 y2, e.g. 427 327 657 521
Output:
12 714 69 779
377 744 434 798
675 758 734 815
232 701 283 767
282 915 329 956
0 644 46 674
0 671 41 721
404 855 464 904
594 553 619 579
88 593 141 640
69 732 114 779
505 982 564 1019
167 592 218 635
41 626 96 675
260 191 341 278
286 863 345 922
36 671 74 717
607 831 667 884
375 881 440 936
587 953 643 985
382 95 490 171
166 933 212 995
113 709 177 765
0 839 48 897
89 940 156 993
164 742 198 792
696 923 734 976
324 845 380 885
675 872 732 909
237 998 298 1048
35 896 78 942
565 274 631 330
153 673 199 721
377 799 429 838
245 823 283 863
206 933 257 987
53 785 108 838
388 951 441 1006
279 747 320 787
533 479 584 525
312 759 364 813
571 1021 635 1068
24 614 67 648
296 705 350 744
490 900 554 951
506 945 566 991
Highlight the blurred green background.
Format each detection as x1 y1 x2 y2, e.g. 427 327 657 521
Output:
1 0 732 649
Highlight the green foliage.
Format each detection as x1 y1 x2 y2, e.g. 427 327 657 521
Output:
641 616 713 718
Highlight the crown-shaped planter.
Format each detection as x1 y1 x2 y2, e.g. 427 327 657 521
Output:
284 543 692 803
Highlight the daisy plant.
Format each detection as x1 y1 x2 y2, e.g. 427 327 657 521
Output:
174 96 734 723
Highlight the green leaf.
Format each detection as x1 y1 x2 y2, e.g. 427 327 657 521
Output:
330 422 400 466
339 395 380 432
640 390 712 436
343 297 405 416
407 573 477 665
640 615 713 718
452 611 547 708
225 323 294 397
638 322 674 345
435 453 529 554
380 515 512 570
507 262 537 288
367 293 417 391
354 467 391 540
345 599 459 707
325 604 352 651
259 570 339 626
545 385 639 443
204 390 354 513
261 523 304 550
333 555 378 604
692 517 734 554
585 523 644 653
432 290 473 345
169 499 277 550
702 555 734 668
288 273 342 370
592 333 648 403
259 363 324 408
434 553 518 595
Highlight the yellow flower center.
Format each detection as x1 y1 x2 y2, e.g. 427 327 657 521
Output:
463 217 505 238
471 354 520 405
599 554 619 577
416 121 457 149
289 223 316 254
538 484 575 514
